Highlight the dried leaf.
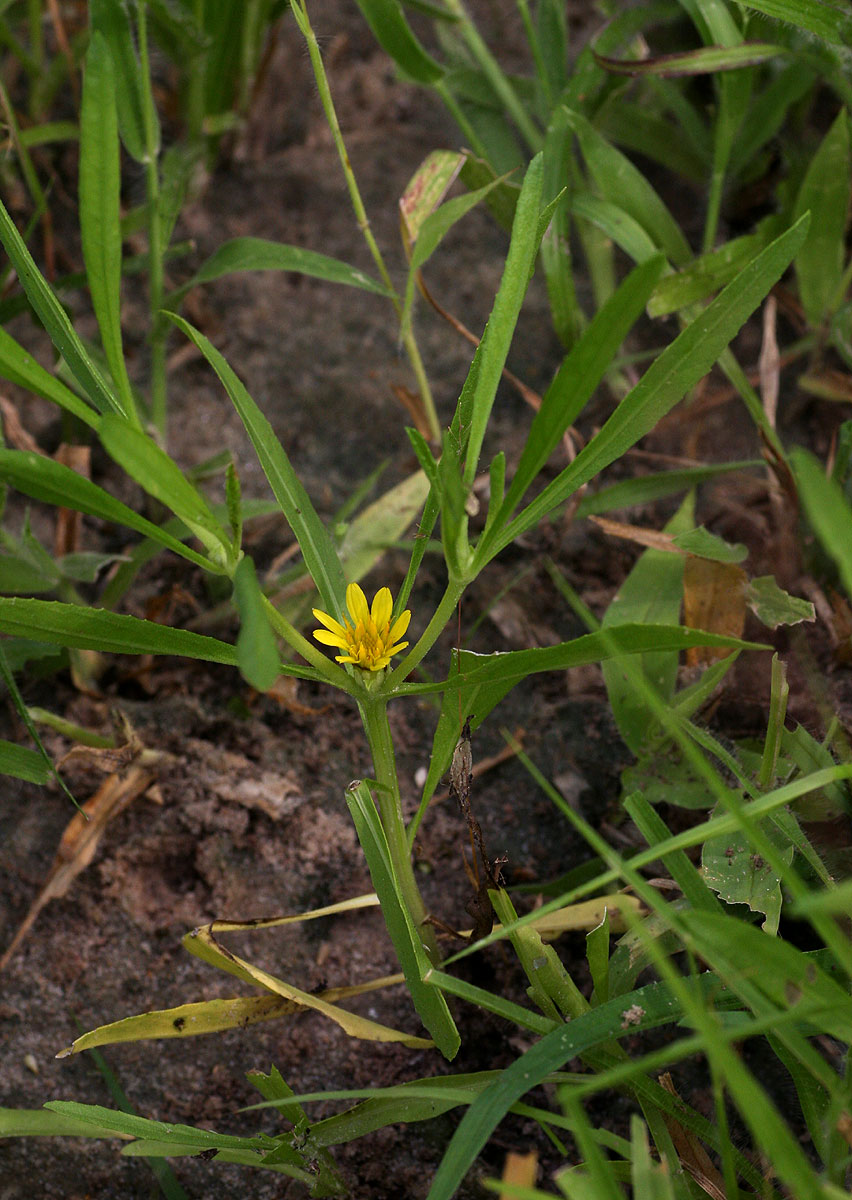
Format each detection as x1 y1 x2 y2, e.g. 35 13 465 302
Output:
683 555 747 665
0 765 154 971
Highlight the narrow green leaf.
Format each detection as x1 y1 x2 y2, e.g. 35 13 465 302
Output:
491 254 665 537
594 40 785 76
565 108 692 267
463 154 545 489
165 237 391 311
412 625 766 810
576 462 761 517
233 555 280 692
793 108 850 325
165 313 347 617
569 192 660 266
494 215 810 555
792 446 852 601
423 971 746 1200
98 414 231 562
347 0 444 83
0 198 124 418
346 780 460 1059
0 326 99 429
0 597 240 664
44 1102 277 1153
0 450 221 573
91 0 159 162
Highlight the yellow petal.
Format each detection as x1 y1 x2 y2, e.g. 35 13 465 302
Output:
389 610 411 642
346 582 370 626
313 629 350 650
385 639 409 658
312 608 348 639
371 587 393 629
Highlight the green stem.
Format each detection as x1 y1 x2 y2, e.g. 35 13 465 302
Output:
383 575 466 692
187 0 206 145
261 594 357 693
434 78 489 162
359 696 439 960
440 0 542 155
137 1 166 437
291 0 440 441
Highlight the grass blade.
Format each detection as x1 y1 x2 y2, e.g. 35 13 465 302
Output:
493 213 810 555
165 313 347 617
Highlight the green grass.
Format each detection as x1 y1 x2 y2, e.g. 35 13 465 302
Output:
1 0 852 1194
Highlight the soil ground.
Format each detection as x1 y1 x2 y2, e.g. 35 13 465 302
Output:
1 3 849 1198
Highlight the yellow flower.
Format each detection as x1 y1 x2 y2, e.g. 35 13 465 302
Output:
313 583 411 672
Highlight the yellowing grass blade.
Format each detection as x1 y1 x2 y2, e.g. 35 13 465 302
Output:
183 923 432 1047
57 973 408 1057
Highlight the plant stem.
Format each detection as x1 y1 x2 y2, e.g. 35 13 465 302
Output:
384 575 467 692
137 1 167 437
291 0 440 441
261 595 357 692
359 696 439 960
440 0 542 155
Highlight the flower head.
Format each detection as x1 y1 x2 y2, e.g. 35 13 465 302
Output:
313 583 411 672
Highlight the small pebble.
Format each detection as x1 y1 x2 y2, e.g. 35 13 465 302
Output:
414 766 427 788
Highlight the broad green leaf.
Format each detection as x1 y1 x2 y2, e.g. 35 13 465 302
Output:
0 739 51 783
793 109 850 326
702 817 793 932
164 237 391 310
233 555 280 692
791 446 852 601
0 450 218 573
91 0 159 162
746 576 815 628
0 198 124 419
565 108 692 266
346 780 460 1059
165 313 347 618
0 326 99 429
672 526 747 562
347 0 444 83
602 494 692 753
98 414 231 563
491 214 810 556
